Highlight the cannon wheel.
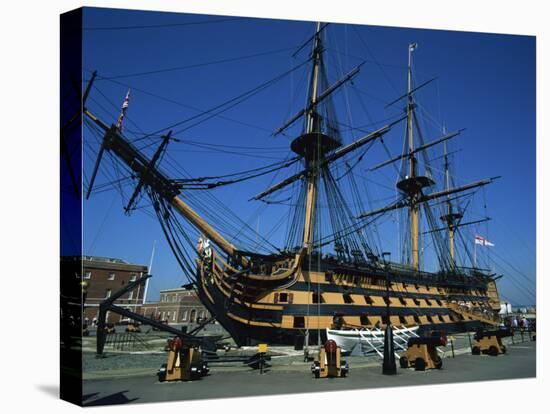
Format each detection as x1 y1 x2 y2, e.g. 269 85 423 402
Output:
488 346 498 356
399 356 408 369
312 361 320 378
340 361 348 377
434 356 443 369
414 357 426 371
472 346 480 355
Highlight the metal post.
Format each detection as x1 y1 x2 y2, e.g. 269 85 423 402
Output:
450 337 455 358
382 253 397 375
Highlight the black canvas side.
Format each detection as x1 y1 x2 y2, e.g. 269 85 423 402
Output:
60 7 83 407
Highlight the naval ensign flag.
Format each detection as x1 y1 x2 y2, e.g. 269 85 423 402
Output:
474 235 494 247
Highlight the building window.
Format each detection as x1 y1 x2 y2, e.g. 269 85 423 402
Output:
84 271 91 279
105 289 111 299
128 291 133 300
108 272 115 281
181 311 188 321
172 312 177 322
129 274 137 282
160 294 165 302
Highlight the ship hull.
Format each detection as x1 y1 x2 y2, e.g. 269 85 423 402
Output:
196 257 501 347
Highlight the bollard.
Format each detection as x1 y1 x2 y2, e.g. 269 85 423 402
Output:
450 337 455 358
259 353 265 374
258 343 267 374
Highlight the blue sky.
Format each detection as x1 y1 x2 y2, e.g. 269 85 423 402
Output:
80 7 536 305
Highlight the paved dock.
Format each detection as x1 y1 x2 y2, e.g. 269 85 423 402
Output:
81 338 536 406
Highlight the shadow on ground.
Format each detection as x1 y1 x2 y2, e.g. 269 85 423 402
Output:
83 390 139 406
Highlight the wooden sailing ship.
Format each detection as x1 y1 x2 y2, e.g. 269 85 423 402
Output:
82 21 502 347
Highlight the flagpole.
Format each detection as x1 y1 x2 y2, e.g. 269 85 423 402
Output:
474 238 477 268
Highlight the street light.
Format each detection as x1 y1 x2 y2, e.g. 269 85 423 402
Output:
381 252 397 375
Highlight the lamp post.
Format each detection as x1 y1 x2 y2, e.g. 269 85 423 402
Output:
382 252 397 375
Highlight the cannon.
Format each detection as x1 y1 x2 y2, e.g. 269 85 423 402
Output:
399 331 447 371
311 340 349 378
158 336 209 382
471 328 512 356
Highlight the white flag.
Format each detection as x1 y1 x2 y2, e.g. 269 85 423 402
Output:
475 235 494 247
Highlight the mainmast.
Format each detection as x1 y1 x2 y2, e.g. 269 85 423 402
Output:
396 42 434 270
407 43 420 270
302 22 323 254
289 22 342 255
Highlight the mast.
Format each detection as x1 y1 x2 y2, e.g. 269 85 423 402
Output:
302 22 323 254
407 43 420 270
441 138 463 272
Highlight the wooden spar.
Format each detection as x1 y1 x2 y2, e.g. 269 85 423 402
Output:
302 22 322 253
444 140 456 270
83 105 247 267
407 43 420 271
170 196 245 264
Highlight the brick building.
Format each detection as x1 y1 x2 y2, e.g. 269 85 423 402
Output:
140 287 211 326
77 256 148 324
